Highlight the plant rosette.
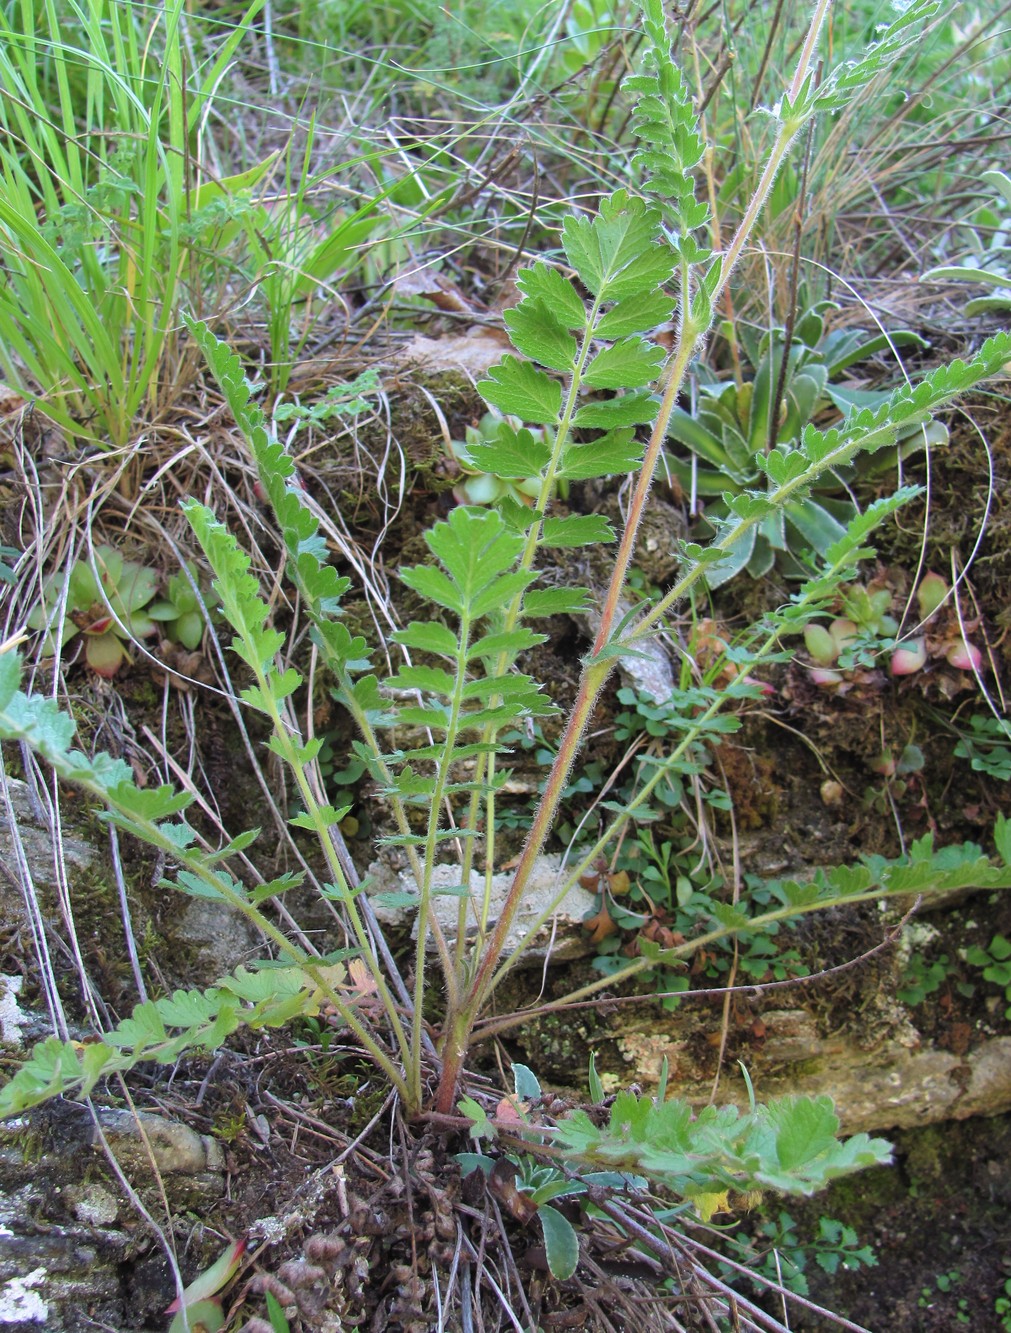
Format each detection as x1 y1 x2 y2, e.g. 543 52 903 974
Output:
28 545 160 677
448 410 554 507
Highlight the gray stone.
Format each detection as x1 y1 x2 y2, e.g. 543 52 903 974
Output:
94 1108 225 1176
369 852 597 964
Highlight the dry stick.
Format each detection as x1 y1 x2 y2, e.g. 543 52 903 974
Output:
672 1228 877 1333
587 1194 792 1333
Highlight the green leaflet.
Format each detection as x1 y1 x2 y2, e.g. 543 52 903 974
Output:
561 191 675 302
464 422 551 479
479 356 562 424
515 262 587 326
582 337 667 390
504 299 578 372
553 1089 891 1201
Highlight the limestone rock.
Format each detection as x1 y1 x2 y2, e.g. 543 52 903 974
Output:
369 852 597 964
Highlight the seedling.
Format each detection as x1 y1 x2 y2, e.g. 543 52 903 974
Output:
964 934 1011 1019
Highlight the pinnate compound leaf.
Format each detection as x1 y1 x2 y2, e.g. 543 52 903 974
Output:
552 1085 890 1202
801 0 939 120
186 319 345 587
0 961 331 1118
479 356 562 424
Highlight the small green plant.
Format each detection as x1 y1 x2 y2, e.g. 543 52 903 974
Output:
995 1275 1011 1331
953 715 1011 781
897 952 954 1006
724 1209 876 1297
273 369 381 436
27 545 161 677
964 934 1011 1019
863 743 925 816
919 1268 965 1314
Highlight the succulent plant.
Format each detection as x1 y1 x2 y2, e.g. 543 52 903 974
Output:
448 410 561 507
28 545 160 677
148 563 207 650
665 303 939 585
796 571 984 693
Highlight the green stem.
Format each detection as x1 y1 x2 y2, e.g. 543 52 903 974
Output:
410 606 474 1109
456 294 605 972
264 695 413 1075
98 789 412 1105
338 677 459 1010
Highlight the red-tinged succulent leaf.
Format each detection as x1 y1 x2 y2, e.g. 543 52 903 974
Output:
166 1240 246 1314
167 1298 226 1333
85 632 127 677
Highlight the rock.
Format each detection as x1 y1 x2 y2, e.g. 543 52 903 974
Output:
175 896 261 977
93 1107 225 1177
369 852 597 964
0 1102 229 1331
0 778 101 935
615 1021 1011 1136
